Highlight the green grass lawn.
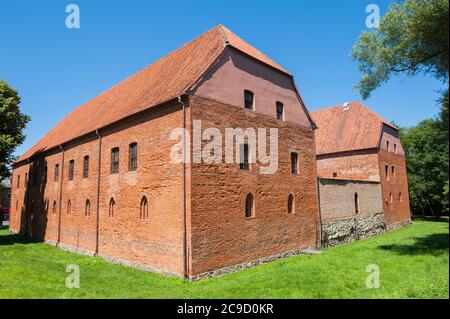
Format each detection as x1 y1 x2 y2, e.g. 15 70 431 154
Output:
0 219 448 299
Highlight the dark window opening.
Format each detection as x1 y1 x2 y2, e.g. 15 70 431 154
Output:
83 155 89 178
333 172 338 178
140 196 149 220
68 160 75 181
386 141 390 152
53 201 57 214
54 165 59 182
67 200 72 215
288 194 295 214
244 90 254 110
391 165 395 177
385 165 389 181
240 144 250 170
354 193 360 214
245 193 254 218
129 143 138 171
276 101 284 120
85 199 90 217
394 143 397 154
291 152 298 175
109 198 115 218
111 148 120 174
17 175 20 188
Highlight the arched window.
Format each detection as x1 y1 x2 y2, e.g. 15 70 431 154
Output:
67 200 72 215
140 196 149 220
53 201 57 214
354 193 360 214
288 194 295 214
245 193 254 218
109 198 115 218
85 199 91 217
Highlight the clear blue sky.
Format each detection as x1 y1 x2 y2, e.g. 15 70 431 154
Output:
0 0 446 157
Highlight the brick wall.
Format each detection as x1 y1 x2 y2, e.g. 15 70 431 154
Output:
10 100 186 276
318 178 383 222
316 150 380 181
378 149 412 227
188 95 320 277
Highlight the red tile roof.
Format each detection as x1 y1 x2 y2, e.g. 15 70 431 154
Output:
311 102 396 155
17 25 291 163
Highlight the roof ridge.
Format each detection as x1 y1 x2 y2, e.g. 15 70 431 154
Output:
217 24 229 46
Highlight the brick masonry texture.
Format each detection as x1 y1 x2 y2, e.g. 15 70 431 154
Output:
9 26 412 280
316 150 380 181
188 96 320 277
378 149 412 226
11 101 186 276
318 178 385 246
318 178 383 222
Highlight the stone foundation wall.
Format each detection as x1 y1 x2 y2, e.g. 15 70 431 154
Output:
321 212 386 247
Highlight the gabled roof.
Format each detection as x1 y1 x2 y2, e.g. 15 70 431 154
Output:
311 102 397 156
17 25 293 163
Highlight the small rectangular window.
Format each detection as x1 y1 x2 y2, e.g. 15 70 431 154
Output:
129 143 138 171
276 102 284 120
391 165 395 177
386 141 390 152
83 156 89 178
385 165 389 181
68 160 75 181
240 144 250 170
244 90 254 110
111 148 120 174
54 164 59 182
394 143 397 154
17 175 20 188
291 152 298 175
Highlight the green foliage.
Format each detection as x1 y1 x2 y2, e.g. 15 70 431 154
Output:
0 80 30 182
352 0 449 99
399 111 449 216
0 220 448 298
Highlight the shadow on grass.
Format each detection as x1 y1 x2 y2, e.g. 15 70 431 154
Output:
0 228 38 246
412 216 450 223
379 233 449 256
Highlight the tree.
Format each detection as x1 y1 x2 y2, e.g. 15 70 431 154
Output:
0 80 30 183
352 0 449 100
399 115 449 217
